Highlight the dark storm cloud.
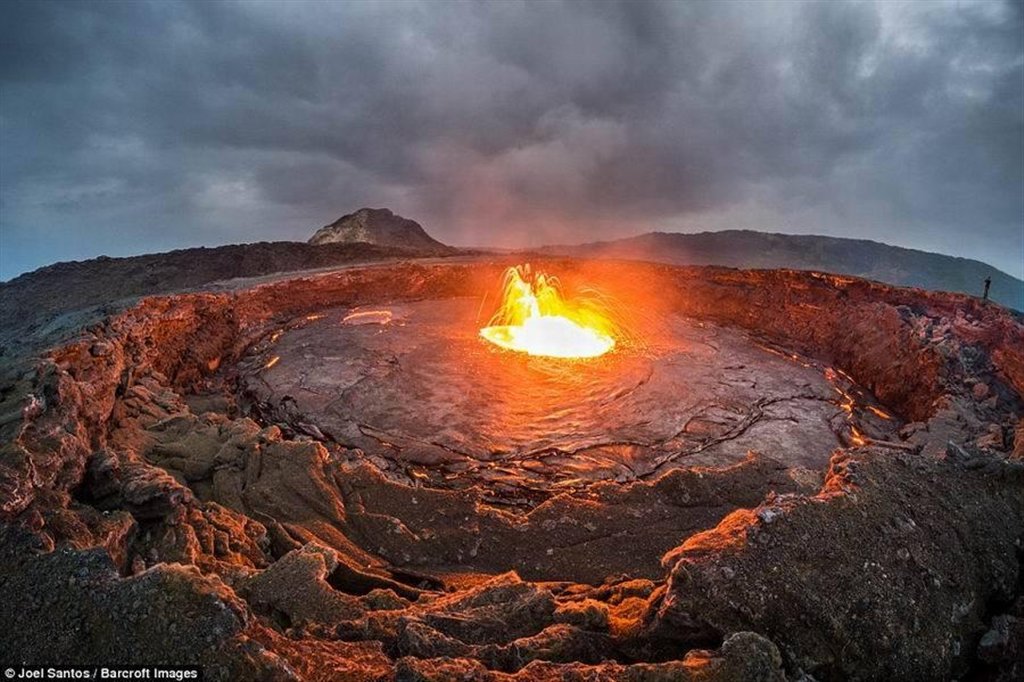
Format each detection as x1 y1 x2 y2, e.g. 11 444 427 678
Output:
1 0 1021 279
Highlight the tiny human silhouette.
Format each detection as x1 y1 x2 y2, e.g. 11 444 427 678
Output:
983 276 992 300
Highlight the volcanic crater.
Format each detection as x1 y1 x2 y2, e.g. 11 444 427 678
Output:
2 255 1023 681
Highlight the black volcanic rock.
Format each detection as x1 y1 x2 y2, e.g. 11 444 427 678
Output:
648 449 1024 680
309 207 450 252
552 230 1024 310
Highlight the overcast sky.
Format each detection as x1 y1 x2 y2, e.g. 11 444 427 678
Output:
1 0 1022 280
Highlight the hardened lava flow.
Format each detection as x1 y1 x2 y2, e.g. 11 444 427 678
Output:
1 257 1023 681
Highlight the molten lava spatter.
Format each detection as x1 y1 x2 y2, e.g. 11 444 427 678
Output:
479 265 615 358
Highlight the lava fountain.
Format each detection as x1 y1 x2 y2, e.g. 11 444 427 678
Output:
479 264 616 358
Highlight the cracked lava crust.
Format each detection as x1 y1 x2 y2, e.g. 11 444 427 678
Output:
241 298 897 506
1 257 1023 681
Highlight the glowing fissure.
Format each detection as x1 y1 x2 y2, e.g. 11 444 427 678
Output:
479 265 615 359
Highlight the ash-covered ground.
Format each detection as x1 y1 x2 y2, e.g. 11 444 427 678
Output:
1 253 1023 681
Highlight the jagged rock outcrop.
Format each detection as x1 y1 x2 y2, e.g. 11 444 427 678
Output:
648 449 1024 680
0 526 290 680
309 208 450 252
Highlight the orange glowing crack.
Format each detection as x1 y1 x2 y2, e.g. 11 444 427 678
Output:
342 309 393 325
479 265 615 359
264 355 280 369
866 405 892 420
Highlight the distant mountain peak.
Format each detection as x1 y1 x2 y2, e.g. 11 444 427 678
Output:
550 229 1023 311
308 208 448 252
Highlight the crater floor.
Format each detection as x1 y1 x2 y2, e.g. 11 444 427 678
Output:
240 297 900 503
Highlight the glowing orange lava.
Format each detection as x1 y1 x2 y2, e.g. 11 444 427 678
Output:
342 309 393 325
479 265 615 359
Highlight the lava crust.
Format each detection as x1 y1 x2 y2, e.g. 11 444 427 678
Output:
1 257 1022 681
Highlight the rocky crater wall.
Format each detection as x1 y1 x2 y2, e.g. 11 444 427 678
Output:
1 259 1022 681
